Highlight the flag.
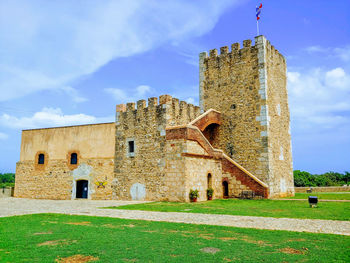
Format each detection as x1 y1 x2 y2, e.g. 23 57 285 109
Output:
256 3 262 21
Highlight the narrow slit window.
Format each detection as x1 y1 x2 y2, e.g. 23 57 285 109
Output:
38 154 45 164
70 153 78 165
128 141 135 154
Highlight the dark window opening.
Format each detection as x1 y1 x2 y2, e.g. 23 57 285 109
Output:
70 153 78 165
38 154 45 164
128 140 135 153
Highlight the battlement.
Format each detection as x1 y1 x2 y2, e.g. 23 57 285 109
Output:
200 35 285 65
116 95 201 128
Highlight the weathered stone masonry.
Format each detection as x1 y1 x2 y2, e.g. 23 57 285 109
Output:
15 123 115 200
199 35 294 198
15 36 293 201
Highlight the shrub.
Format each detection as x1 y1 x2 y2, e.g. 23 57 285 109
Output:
189 189 199 200
293 170 350 187
207 188 214 198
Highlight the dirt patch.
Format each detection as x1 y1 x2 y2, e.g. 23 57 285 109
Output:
271 209 285 212
280 247 306 255
44 221 58 224
199 234 214 240
200 247 221 254
122 259 138 262
219 237 237 241
55 255 98 263
102 224 120 229
142 230 158 233
240 235 271 247
33 231 53 235
65 221 91 226
287 238 307 242
37 239 77 247
122 224 135 228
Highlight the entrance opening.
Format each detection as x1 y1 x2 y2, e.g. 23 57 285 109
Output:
76 180 88 199
202 123 220 147
207 173 212 188
222 181 229 198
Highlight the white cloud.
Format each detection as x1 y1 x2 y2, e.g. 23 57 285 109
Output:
59 86 88 103
0 132 8 140
288 67 350 131
136 85 151 97
334 47 350 62
305 46 329 53
0 107 113 130
0 0 240 102
305 45 350 62
104 85 152 102
186 97 195 104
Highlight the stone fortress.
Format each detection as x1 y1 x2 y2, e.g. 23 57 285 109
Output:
14 35 294 202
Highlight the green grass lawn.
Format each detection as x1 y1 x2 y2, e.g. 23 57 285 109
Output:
109 199 350 221
284 192 350 200
0 214 349 262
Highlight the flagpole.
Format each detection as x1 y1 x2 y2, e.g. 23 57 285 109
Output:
256 3 262 36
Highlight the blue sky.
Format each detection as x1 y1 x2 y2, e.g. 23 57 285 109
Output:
0 0 349 174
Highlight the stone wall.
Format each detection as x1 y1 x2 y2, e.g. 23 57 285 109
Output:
113 95 201 201
199 36 294 198
199 39 268 180
166 118 268 201
15 123 115 199
166 139 223 202
263 37 294 197
15 158 114 200
0 187 14 198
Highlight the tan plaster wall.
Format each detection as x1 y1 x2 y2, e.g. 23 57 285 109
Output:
20 123 115 161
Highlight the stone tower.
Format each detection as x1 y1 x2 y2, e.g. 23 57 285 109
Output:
199 35 294 197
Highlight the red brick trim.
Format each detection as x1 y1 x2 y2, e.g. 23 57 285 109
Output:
221 157 268 198
189 109 222 131
166 122 269 198
181 153 214 159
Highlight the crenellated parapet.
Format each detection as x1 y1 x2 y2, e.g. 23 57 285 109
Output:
115 95 201 129
199 35 286 70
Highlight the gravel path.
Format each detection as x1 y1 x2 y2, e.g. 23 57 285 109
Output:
1 198 349 236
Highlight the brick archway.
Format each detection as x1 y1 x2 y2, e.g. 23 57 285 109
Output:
189 109 221 147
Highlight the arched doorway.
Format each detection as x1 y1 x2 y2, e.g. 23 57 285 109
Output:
207 173 212 188
76 180 88 199
222 181 229 199
202 123 220 148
